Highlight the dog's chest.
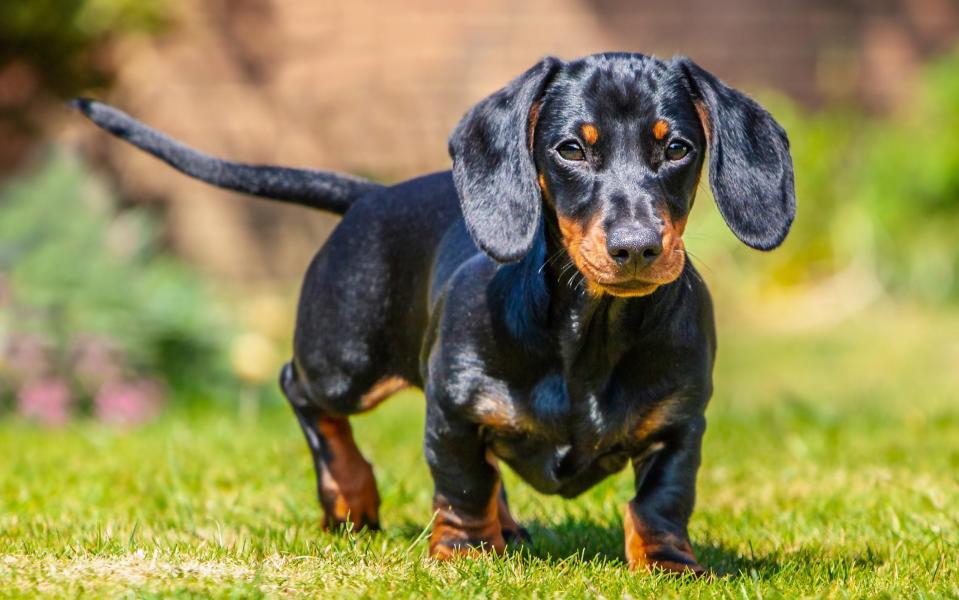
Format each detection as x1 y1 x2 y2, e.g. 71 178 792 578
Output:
472 370 652 495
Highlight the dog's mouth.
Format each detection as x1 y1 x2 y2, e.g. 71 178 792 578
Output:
576 251 686 298
590 279 662 298
584 269 682 298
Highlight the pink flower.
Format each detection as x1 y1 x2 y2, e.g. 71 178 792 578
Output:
94 379 165 426
71 335 124 393
16 378 72 426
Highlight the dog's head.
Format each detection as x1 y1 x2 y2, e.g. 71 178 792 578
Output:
449 53 795 297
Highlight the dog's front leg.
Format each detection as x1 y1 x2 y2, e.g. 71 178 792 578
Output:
424 396 506 559
625 416 706 576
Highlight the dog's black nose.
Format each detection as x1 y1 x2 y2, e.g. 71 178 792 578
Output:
606 227 663 267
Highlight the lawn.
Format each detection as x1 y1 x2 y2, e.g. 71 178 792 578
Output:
1 304 957 598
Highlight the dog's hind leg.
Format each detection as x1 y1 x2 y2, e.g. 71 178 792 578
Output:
280 362 406 531
277 198 425 532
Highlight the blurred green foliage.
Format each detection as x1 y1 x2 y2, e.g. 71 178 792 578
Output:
858 53 959 300
0 150 238 405
0 0 167 97
693 48 959 303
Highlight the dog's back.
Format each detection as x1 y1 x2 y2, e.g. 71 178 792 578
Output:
292 171 467 397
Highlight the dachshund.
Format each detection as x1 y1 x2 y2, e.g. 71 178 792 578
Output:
73 52 795 575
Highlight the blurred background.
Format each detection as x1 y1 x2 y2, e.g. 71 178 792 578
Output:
1 0 958 424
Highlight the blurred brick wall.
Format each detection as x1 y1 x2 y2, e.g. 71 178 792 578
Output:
58 0 958 279
594 0 959 110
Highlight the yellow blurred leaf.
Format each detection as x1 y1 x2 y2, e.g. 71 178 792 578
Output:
230 333 279 385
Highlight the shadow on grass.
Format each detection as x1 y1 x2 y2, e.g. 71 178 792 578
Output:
522 519 623 564
352 517 884 580
697 542 886 580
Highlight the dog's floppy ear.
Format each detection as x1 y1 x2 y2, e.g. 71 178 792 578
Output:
674 57 796 250
449 57 562 262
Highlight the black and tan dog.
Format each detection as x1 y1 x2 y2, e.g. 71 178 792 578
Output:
74 52 795 575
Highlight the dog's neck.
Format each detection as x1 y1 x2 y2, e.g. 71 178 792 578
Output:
491 211 684 381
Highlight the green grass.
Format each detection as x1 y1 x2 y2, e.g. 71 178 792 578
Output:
2 304 958 598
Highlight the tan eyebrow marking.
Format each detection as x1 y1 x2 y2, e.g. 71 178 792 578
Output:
653 119 669 140
581 123 599 145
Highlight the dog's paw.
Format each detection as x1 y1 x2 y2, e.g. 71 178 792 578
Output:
626 542 706 577
322 513 381 533
429 506 506 560
643 553 706 577
318 460 381 532
429 536 507 560
623 502 704 576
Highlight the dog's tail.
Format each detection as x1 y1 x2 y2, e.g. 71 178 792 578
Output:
71 98 381 215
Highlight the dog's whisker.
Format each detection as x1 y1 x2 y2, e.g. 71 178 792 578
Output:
559 261 577 281
576 273 587 293
683 249 715 276
540 248 568 274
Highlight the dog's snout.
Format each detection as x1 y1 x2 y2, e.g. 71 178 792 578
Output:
606 226 663 268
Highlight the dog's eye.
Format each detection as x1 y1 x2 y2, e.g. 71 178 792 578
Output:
665 140 690 161
557 141 586 162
